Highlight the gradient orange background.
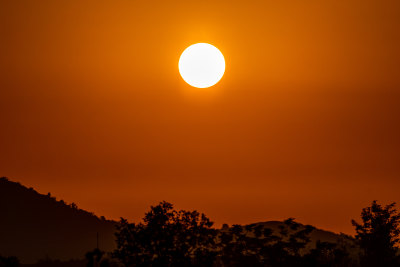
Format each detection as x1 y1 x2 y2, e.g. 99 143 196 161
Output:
1 0 400 234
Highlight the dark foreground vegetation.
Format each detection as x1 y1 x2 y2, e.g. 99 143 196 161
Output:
108 200 400 267
1 176 399 266
2 201 400 267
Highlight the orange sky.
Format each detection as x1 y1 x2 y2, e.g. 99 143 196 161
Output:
1 0 400 234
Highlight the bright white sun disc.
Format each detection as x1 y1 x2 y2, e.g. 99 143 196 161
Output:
179 43 225 88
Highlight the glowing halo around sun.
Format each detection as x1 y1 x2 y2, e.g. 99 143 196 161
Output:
179 43 225 88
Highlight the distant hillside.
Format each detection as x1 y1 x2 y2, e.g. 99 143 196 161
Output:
0 177 358 264
243 221 357 254
0 177 116 264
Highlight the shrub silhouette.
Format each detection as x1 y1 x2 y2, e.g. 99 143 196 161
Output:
85 249 104 267
302 241 354 267
0 255 19 267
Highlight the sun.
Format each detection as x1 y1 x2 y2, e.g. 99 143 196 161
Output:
179 43 225 88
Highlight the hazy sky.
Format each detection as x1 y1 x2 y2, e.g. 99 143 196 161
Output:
1 0 400 234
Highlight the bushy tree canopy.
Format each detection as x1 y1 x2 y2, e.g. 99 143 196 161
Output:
352 200 400 267
113 201 216 267
112 201 356 267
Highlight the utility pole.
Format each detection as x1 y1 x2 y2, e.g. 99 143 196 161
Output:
96 232 99 250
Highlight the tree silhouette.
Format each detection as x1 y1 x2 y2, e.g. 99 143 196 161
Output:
113 201 363 266
112 201 217 267
352 200 400 267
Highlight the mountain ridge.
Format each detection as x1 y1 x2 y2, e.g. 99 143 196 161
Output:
0 177 356 263
0 177 116 263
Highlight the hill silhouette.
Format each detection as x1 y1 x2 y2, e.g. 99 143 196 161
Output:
237 221 357 256
0 177 358 264
0 177 116 264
